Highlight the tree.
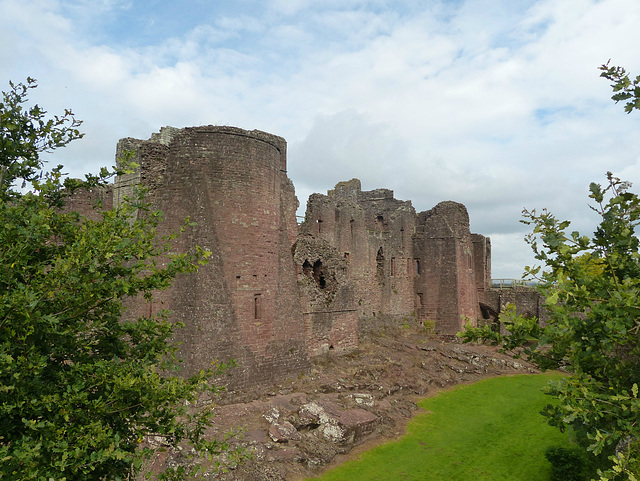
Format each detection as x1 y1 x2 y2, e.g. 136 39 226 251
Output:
599 61 640 114
459 66 640 481
0 79 236 480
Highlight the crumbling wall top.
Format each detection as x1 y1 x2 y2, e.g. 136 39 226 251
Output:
126 125 287 166
359 188 394 202
303 193 334 217
149 126 181 145
328 179 361 202
416 201 470 239
147 125 286 147
324 179 405 205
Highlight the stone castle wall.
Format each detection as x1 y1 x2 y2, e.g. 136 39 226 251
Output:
299 180 490 335
69 125 502 388
483 288 549 326
300 180 416 319
63 184 113 218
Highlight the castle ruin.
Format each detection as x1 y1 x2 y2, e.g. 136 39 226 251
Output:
73 126 524 388
295 179 491 356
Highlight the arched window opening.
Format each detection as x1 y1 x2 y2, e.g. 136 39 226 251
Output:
254 294 262 320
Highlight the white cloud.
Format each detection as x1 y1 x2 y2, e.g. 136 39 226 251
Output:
289 110 408 191
2 0 640 278
487 232 537 280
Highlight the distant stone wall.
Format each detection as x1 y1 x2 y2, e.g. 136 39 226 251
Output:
300 179 416 322
483 288 549 326
63 184 113 220
413 202 480 332
472 234 491 299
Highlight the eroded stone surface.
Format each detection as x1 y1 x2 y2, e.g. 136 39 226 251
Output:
297 400 378 443
268 421 301 443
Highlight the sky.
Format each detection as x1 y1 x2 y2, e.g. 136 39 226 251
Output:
2 0 640 278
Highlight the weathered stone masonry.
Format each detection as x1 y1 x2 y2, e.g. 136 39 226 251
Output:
114 126 310 387
75 125 511 388
297 179 491 344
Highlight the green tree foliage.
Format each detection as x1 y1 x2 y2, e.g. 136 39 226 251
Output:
459 66 640 481
600 61 640 114
0 79 235 480
545 445 587 481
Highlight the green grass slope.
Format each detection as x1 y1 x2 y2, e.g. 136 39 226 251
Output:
308 373 570 481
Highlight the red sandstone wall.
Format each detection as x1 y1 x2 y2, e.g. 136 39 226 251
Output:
114 126 310 388
293 235 358 356
63 125 502 386
302 182 489 335
302 182 418 322
414 201 479 334
483 288 549 326
102 124 496 382
63 185 113 221
472 233 491 317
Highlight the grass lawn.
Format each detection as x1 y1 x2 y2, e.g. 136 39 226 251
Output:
307 373 570 481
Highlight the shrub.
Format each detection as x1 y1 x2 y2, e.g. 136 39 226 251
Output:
545 445 587 481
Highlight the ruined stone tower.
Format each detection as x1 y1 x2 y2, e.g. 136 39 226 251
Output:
413 201 484 332
114 126 310 387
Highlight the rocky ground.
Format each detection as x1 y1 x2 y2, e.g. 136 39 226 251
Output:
149 316 537 480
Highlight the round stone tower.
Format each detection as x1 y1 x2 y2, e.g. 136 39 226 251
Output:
115 126 309 387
